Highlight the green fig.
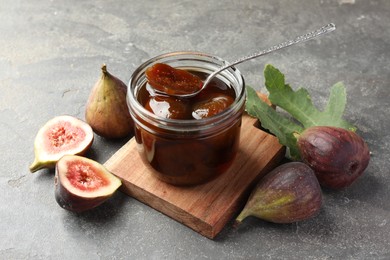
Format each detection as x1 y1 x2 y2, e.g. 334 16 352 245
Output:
236 162 322 225
85 64 133 139
29 115 94 173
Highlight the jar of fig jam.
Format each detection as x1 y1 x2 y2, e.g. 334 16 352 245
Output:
127 51 245 185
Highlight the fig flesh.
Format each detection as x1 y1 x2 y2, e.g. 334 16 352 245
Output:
297 126 370 189
85 64 133 139
54 155 121 212
236 162 322 225
29 115 94 173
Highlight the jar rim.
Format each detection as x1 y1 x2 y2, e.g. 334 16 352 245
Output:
127 51 246 132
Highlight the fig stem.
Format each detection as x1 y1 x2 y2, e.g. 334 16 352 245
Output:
101 64 107 74
234 209 250 227
29 159 45 173
293 131 301 139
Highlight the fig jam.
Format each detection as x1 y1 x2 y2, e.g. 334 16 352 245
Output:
138 70 236 120
128 52 245 185
145 63 203 95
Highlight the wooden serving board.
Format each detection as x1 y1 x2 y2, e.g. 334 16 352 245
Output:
104 111 285 239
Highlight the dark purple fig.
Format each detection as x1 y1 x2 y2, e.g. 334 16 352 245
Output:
29 115 94 173
297 126 370 189
54 155 121 212
85 64 133 139
235 162 322 225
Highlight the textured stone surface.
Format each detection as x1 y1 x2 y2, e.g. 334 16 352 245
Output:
1 0 389 259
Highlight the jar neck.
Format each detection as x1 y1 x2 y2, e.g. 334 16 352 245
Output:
127 51 246 134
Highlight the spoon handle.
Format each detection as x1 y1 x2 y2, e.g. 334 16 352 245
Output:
204 23 336 87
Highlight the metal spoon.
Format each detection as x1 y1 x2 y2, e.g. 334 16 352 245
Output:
162 23 336 98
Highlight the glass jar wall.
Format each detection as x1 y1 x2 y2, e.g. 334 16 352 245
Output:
127 51 245 185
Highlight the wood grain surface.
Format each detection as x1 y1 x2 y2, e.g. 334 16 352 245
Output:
104 105 285 239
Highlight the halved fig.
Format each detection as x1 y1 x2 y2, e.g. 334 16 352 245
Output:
54 155 121 212
29 115 94 173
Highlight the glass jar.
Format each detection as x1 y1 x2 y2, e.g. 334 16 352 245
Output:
127 51 245 185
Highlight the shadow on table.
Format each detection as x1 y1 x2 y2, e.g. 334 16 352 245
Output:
58 191 130 234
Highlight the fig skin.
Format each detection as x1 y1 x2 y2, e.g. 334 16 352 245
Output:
54 155 121 212
85 64 133 139
29 115 94 173
235 162 322 225
297 126 370 189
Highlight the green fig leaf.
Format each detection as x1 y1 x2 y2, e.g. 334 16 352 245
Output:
245 64 356 160
264 65 356 131
245 86 302 159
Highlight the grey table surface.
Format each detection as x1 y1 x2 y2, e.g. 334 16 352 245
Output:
1 0 389 259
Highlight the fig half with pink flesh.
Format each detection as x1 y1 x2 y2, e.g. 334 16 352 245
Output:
55 155 121 212
29 115 94 173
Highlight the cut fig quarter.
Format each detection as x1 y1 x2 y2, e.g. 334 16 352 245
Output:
29 115 94 173
55 155 122 212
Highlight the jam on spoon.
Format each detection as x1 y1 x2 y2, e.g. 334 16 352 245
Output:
145 63 203 96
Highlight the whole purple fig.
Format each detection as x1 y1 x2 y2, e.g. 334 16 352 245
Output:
235 162 322 225
297 126 370 189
